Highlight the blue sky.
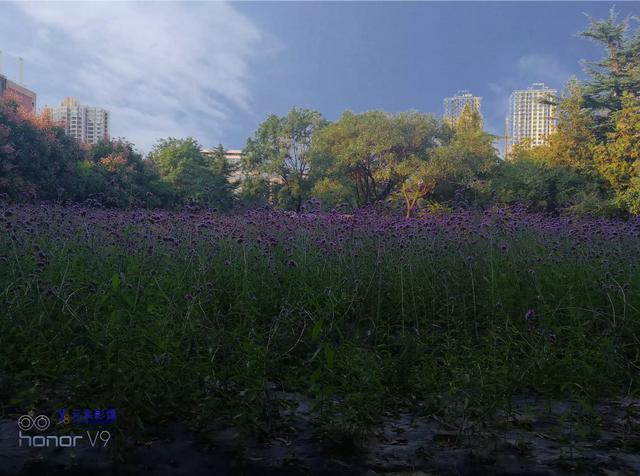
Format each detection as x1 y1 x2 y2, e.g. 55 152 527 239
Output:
0 2 638 153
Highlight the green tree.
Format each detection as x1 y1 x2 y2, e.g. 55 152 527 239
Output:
428 105 499 207
498 77 616 215
545 79 600 174
578 8 640 138
595 92 640 213
0 97 85 201
203 144 237 211
243 108 327 211
78 139 172 208
495 151 613 215
396 158 438 217
306 147 356 210
312 110 444 208
238 175 271 209
149 137 233 209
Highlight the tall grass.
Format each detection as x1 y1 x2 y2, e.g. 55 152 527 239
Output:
1 203 639 446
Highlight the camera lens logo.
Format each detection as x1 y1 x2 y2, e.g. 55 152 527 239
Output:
18 415 50 432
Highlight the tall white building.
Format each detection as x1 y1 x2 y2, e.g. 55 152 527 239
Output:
443 90 482 125
50 97 110 144
506 83 557 157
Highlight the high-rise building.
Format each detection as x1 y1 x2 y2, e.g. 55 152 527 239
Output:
0 73 36 113
443 90 482 125
50 97 110 144
506 83 557 157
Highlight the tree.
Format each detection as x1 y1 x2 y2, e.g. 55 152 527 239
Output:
203 144 237 211
0 97 85 201
148 137 233 209
595 92 640 213
495 78 618 216
312 110 444 208
243 108 327 211
578 8 640 138
427 105 499 207
494 151 613 215
396 158 438 218
238 175 271 209
544 79 600 174
78 139 172 208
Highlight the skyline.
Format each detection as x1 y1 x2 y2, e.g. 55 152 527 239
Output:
0 2 637 152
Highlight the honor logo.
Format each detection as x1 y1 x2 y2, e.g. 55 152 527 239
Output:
17 414 110 448
18 414 50 432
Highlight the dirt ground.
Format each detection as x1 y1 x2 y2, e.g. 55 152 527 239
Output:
2 393 639 475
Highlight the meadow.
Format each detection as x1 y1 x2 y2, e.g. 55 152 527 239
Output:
1 202 639 459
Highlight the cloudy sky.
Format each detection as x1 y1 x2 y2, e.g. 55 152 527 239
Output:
0 2 636 153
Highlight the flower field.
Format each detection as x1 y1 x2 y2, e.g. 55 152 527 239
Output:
1 203 639 453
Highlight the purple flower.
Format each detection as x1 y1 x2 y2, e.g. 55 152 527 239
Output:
524 309 535 322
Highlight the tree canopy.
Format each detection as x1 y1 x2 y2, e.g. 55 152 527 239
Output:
0 99 85 201
312 110 445 210
243 108 327 211
148 137 235 210
579 8 640 138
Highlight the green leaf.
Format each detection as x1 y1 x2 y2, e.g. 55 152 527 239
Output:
309 368 321 384
311 319 323 340
323 343 334 368
110 310 121 324
111 273 120 290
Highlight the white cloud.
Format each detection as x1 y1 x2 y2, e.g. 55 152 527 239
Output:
15 2 265 151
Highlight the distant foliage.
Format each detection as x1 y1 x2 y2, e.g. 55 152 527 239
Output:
499 9 639 216
204 144 238 211
311 110 447 212
243 108 327 211
578 8 640 138
1 10 639 217
78 138 173 208
0 98 85 201
494 155 612 215
148 138 236 210
595 93 640 213
426 106 499 208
